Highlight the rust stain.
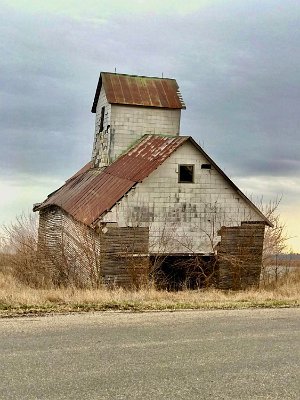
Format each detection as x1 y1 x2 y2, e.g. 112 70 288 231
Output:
34 134 272 228
92 72 186 112
35 135 189 226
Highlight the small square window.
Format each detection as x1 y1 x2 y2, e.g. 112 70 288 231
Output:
179 165 194 183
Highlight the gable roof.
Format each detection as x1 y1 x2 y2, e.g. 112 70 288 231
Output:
34 135 188 226
91 72 186 112
34 135 272 227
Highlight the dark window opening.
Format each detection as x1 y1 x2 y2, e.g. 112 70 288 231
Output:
201 163 211 169
99 106 105 132
179 165 194 183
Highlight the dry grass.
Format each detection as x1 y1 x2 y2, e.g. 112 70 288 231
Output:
1 210 298 317
1 268 299 317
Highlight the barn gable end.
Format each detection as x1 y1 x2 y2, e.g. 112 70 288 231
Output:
101 139 268 255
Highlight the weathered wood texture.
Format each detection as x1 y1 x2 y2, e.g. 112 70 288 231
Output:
38 207 101 287
99 226 149 287
37 207 266 290
38 210 150 287
217 223 265 289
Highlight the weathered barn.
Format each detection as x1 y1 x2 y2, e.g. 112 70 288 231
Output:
34 72 272 289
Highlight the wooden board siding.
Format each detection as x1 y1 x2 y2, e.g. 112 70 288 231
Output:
217 223 265 289
38 207 63 254
38 207 149 288
99 226 149 287
37 206 265 290
38 207 101 287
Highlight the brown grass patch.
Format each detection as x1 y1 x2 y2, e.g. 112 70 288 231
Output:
1 268 299 317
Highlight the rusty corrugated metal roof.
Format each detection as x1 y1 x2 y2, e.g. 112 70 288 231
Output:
105 135 187 182
65 161 92 183
35 135 189 226
91 72 186 112
35 134 272 227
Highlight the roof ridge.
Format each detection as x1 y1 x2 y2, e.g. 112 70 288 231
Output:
101 71 176 81
111 134 189 160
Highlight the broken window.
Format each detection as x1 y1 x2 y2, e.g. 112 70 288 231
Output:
99 106 105 132
178 165 194 183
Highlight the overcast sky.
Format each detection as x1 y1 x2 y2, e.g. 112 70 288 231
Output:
1 0 299 251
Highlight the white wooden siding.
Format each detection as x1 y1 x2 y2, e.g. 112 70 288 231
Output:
92 89 181 166
110 105 181 160
101 141 265 254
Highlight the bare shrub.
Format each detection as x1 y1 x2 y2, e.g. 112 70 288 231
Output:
1 197 296 292
0 212 102 289
39 216 101 288
261 258 300 290
258 198 292 286
0 213 53 287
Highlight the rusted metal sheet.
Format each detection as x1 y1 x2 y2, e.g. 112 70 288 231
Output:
92 72 186 112
35 135 189 226
65 161 92 183
35 134 272 227
37 170 133 226
106 135 188 182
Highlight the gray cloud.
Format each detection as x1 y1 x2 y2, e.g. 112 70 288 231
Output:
0 0 299 186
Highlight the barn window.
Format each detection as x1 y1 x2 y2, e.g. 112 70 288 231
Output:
99 106 105 132
201 163 211 169
178 165 194 183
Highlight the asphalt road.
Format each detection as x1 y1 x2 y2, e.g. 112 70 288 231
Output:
0 308 299 400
